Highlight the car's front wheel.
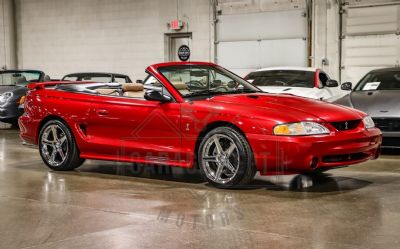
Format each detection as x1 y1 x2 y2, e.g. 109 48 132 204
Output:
198 126 256 188
39 120 85 171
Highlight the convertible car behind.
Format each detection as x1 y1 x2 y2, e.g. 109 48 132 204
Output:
19 62 382 187
0 70 49 125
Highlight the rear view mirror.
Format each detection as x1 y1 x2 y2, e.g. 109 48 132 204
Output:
144 90 172 103
341 82 352 91
136 80 143 84
326 79 339 87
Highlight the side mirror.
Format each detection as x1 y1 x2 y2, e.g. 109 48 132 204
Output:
136 79 143 84
341 82 352 91
326 79 339 87
144 90 172 103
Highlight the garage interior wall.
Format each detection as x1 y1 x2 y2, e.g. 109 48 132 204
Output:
15 0 213 79
1 0 397 82
312 0 400 83
0 0 16 69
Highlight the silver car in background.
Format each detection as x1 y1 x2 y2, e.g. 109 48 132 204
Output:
335 67 400 148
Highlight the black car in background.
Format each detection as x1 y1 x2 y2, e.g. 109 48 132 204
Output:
0 70 49 125
62 72 132 83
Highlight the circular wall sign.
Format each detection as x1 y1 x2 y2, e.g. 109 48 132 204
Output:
178 45 190 61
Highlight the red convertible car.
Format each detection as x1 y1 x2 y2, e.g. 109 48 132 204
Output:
19 62 382 187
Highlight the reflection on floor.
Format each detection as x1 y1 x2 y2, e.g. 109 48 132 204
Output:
1 125 400 249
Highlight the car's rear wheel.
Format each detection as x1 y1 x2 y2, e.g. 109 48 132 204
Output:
39 120 85 171
198 126 256 188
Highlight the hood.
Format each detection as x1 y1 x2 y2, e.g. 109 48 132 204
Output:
257 86 319 99
0 85 21 94
350 90 400 118
207 93 364 122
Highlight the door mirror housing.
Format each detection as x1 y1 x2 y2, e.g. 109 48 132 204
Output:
144 90 172 103
341 82 352 91
326 79 339 87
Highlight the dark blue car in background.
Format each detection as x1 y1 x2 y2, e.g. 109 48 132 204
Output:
0 70 49 125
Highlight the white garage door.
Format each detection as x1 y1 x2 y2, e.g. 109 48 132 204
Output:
216 9 308 77
341 3 400 84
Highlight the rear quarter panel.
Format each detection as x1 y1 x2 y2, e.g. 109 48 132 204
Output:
20 89 94 151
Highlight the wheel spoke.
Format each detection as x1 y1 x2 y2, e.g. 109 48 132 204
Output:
225 143 236 157
50 147 57 162
213 136 223 154
225 161 236 173
51 126 58 141
57 148 66 160
203 156 218 162
60 136 67 145
42 139 53 146
214 164 224 181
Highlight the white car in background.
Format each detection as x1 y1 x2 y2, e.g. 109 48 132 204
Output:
245 67 346 102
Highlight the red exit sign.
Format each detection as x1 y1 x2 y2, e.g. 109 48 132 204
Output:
169 19 183 30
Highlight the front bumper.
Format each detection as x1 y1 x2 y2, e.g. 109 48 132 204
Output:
379 132 400 148
247 128 382 175
0 104 23 123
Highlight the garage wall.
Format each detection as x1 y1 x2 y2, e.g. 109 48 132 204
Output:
0 0 17 69
15 0 213 79
312 0 400 83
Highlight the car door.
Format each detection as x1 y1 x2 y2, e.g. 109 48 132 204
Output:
87 81 184 166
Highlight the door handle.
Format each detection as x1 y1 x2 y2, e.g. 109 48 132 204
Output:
96 109 109 116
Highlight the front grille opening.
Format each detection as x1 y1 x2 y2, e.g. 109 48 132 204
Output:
322 152 369 163
382 137 400 148
373 118 400 132
330 120 361 131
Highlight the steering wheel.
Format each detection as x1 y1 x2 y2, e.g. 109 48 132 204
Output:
186 80 203 88
213 86 229 92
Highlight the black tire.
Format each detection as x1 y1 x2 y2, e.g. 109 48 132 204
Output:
198 126 256 188
38 120 85 171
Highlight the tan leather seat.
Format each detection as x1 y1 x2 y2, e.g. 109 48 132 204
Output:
122 83 144 98
96 88 119 95
171 81 190 95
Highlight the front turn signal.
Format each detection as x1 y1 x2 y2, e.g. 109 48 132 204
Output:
18 96 26 105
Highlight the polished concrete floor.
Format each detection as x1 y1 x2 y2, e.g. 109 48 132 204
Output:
1 124 400 249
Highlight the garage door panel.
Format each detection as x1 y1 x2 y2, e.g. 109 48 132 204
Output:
345 5 399 35
217 9 306 42
345 47 395 57
217 41 260 69
217 7 307 76
259 38 307 68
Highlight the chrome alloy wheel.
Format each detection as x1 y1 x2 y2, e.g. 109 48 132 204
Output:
201 134 240 184
40 124 68 167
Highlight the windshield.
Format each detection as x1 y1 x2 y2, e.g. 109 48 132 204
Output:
158 65 260 97
0 71 42 86
355 70 400 91
63 74 113 83
246 70 315 88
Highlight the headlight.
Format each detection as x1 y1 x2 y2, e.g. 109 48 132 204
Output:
0 92 13 105
273 122 330 136
363 116 375 129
